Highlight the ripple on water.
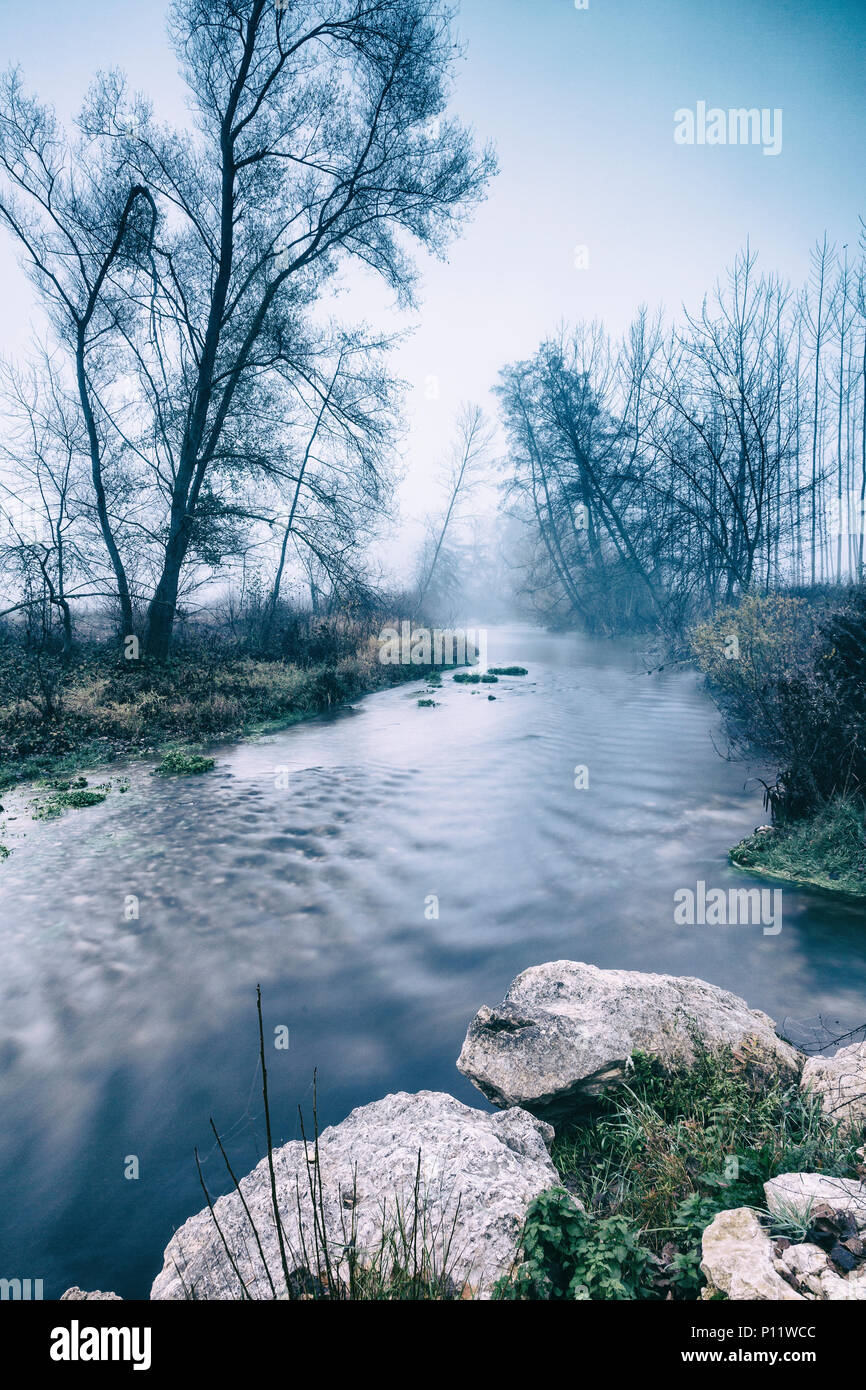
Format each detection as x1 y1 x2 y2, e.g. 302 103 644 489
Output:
1 625 865 1300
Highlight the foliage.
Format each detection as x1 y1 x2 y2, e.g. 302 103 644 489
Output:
30 782 109 818
498 1190 658 1300
153 750 215 777
547 1044 862 1300
691 588 866 821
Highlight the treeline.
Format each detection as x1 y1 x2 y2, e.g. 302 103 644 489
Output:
0 1 494 661
498 239 866 633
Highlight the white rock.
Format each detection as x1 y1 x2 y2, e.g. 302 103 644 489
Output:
800 1042 866 1137
775 1243 866 1301
764 1173 866 1232
151 1091 559 1301
700 1207 805 1300
457 961 802 1116
702 1206 866 1300
60 1287 122 1300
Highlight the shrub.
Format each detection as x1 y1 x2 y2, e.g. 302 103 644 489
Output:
498 1190 658 1300
690 589 866 820
548 1045 861 1299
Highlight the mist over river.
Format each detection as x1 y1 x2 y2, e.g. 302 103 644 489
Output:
1 626 865 1298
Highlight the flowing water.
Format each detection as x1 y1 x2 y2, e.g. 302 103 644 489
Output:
1 625 865 1297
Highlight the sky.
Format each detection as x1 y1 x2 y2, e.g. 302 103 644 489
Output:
0 0 864 570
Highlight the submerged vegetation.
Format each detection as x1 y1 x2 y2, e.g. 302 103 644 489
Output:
153 750 215 777
30 781 110 819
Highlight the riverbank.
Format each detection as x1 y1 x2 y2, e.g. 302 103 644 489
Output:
5 624 863 1299
689 589 866 906
730 799 866 901
0 632 449 801
72 962 866 1302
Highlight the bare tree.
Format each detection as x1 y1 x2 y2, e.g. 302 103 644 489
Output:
415 402 494 613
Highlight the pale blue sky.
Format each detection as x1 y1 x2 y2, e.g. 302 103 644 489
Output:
1 0 864 562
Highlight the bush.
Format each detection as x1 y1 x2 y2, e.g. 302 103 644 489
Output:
691 589 866 820
498 1190 658 1300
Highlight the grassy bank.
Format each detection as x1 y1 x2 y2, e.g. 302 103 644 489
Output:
730 798 866 900
189 1040 863 1301
689 589 866 903
0 630 448 797
501 1043 863 1300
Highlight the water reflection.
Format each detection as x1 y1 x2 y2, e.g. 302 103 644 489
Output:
1 626 864 1295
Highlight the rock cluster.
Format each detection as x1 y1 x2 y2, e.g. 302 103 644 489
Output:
701 1174 866 1300
137 960 864 1302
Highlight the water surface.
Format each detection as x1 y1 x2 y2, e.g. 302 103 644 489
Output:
1 626 864 1297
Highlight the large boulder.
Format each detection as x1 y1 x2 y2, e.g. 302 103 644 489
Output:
151 1091 559 1301
457 961 802 1117
800 1042 866 1138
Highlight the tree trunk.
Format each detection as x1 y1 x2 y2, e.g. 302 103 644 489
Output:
144 525 188 659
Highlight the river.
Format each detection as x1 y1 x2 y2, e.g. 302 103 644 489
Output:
1 625 865 1297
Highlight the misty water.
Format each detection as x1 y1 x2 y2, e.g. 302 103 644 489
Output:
1 625 865 1298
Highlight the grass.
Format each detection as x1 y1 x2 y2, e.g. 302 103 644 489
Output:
730 797 866 900
0 636 457 795
540 1043 863 1299
488 666 528 676
452 671 498 684
417 699 436 708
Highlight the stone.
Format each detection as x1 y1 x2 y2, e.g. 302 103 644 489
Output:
701 1207 866 1301
150 1091 560 1301
700 1207 805 1300
775 1242 866 1300
457 961 802 1117
764 1173 866 1233
800 1042 866 1137
60 1287 122 1300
